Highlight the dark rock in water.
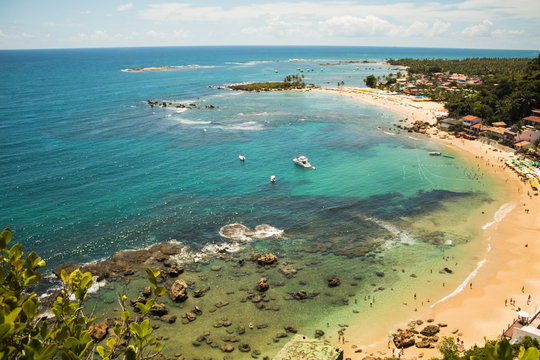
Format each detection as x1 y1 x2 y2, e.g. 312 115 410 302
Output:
393 330 416 349
442 267 453 274
166 265 184 277
310 289 320 297
257 253 278 266
150 303 168 316
237 325 245 335
420 325 440 337
215 300 229 308
52 263 82 279
416 320 423 325
184 312 197 322
328 277 341 287
221 343 234 352
193 306 202 315
315 329 325 338
143 286 152 297
375 271 385 277
257 277 270 292
160 314 177 323
284 324 297 333
193 289 205 298
131 296 147 307
211 265 222 271
279 266 297 278
252 295 263 303
438 323 447 327
294 290 307 300
276 332 288 338
169 279 188 302
238 343 251 352
410 273 417 278
88 322 108 341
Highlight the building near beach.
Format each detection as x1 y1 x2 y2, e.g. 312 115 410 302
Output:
461 115 482 128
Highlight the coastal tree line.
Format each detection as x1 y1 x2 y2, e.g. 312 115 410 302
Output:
370 56 540 126
387 57 532 77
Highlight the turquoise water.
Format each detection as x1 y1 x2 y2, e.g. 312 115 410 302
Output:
2 45 529 358
1 46 534 270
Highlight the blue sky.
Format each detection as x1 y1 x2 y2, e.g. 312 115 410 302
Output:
1 0 539 50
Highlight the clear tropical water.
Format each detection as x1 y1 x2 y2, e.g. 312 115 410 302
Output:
0 46 534 358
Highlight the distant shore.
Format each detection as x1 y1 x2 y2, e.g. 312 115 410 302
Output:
320 87 540 359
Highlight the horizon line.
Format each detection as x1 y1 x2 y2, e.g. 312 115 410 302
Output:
0 44 539 53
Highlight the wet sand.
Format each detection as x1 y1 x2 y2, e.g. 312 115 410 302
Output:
320 87 540 359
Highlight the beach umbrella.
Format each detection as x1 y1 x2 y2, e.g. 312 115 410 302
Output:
517 310 530 318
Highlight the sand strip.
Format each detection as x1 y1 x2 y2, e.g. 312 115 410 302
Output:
317 87 540 359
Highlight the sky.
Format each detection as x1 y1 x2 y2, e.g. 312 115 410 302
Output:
1 0 539 50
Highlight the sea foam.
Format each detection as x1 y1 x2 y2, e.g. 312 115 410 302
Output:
482 202 515 230
431 257 487 308
219 223 284 242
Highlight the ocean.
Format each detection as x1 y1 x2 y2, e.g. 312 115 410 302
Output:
0 46 535 358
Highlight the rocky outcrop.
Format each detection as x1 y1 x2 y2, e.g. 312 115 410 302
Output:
327 277 341 287
88 322 108 342
393 330 416 348
52 242 185 281
420 325 440 337
256 253 277 266
256 277 269 292
170 279 188 302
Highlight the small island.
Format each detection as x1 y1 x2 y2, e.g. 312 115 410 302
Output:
227 74 308 91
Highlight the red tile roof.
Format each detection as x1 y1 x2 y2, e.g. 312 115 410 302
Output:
471 124 482 129
515 141 531 147
462 115 480 121
524 116 540 124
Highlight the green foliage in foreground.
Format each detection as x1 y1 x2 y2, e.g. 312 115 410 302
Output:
0 227 164 359
438 336 539 360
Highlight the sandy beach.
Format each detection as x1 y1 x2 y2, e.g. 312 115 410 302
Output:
318 87 540 359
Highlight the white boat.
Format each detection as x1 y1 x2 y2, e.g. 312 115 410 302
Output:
270 175 276 183
293 156 311 168
429 152 441 156
238 155 245 161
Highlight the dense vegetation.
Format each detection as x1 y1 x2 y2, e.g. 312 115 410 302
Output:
0 227 164 360
228 74 306 91
387 58 532 76
445 55 540 124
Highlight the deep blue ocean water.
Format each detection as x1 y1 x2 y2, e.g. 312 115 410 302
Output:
1 46 537 271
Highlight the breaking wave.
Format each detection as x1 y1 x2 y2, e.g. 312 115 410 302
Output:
482 202 515 230
219 223 284 242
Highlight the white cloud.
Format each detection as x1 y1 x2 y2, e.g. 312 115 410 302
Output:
492 29 525 37
105 13 113 17
462 19 493 37
319 15 395 37
318 16 450 38
117 3 133 12
21 32 34 38
80 10 91 15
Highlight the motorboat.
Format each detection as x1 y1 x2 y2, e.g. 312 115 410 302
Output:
429 152 441 156
238 155 245 161
270 175 276 183
293 156 311 168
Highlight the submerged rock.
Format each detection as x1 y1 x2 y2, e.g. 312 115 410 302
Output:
327 277 341 287
256 253 278 266
88 322 108 341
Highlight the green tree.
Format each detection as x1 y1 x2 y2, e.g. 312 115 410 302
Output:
0 227 164 360
365 74 377 88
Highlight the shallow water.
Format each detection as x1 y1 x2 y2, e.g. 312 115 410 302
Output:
0 46 524 358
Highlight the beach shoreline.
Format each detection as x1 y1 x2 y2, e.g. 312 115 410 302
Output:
318 87 540 359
